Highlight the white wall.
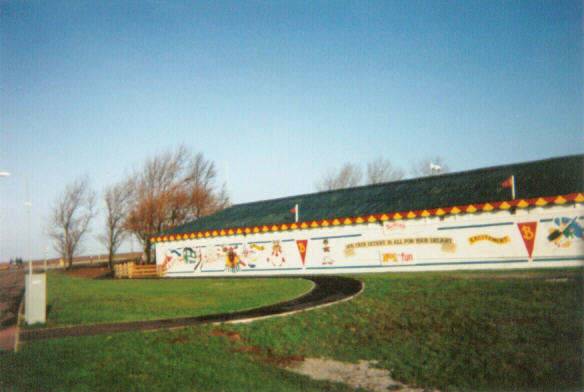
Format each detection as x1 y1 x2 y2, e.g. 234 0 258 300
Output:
155 204 584 277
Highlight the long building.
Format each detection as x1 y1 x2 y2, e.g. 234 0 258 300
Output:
153 155 584 277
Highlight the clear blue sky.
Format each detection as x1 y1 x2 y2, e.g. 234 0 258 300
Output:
1 0 582 260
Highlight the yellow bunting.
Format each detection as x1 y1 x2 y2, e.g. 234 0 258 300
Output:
554 196 567 204
321 220 330 227
281 224 288 230
271 225 279 231
244 228 251 234
575 193 584 203
236 228 243 234
190 233 196 239
169 235 175 241
380 214 389 221
262 226 269 232
466 205 477 213
332 218 341 225
290 223 298 230
393 213 403 220
220 230 226 236
499 202 511 210
482 203 494 211
435 209 446 216
253 227 260 233
450 207 461 214
212 230 218 236
301 222 309 229
198 232 203 238
310 221 319 228
343 218 352 225
407 211 417 219
355 217 365 224
535 198 548 206
367 215 377 223
421 210 431 217
516 200 529 208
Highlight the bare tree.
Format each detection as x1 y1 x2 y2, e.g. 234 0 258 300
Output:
99 179 132 271
125 146 229 263
366 158 405 184
315 163 363 191
48 177 96 269
410 157 450 177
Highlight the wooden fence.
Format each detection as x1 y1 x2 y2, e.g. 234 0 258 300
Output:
114 262 166 279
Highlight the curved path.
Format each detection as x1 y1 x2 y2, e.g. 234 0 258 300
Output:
21 275 363 342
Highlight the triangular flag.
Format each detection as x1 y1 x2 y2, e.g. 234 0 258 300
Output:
517 222 537 259
296 240 308 265
501 176 513 188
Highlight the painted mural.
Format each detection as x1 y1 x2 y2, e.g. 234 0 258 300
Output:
156 207 584 277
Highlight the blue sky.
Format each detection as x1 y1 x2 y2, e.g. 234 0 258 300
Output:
1 0 582 260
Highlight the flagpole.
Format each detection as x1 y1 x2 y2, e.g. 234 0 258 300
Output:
295 204 299 223
511 175 516 200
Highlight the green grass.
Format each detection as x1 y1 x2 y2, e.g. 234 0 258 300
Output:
44 273 313 327
2 268 582 391
224 268 584 391
1 326 353 392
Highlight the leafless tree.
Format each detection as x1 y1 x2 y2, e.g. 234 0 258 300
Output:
125 146 229 263
48 177 96 269
410 157 450 177
99 179 133 271
315 163 363 191
366 158 405 184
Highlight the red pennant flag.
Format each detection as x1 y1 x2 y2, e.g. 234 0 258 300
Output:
501 176 513 188
290 206 297 214
517 222 537 258
296 240 308 265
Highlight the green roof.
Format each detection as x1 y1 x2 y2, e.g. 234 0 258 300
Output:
166 154 583 235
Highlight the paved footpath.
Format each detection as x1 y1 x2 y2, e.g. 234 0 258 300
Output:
0 268 25 350
21 275 363 342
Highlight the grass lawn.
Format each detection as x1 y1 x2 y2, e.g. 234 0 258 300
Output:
2 268 582 391
43 272 314 327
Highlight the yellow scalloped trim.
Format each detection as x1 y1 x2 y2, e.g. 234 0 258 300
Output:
379 214 389 221
281 224 288 230
535 198 548 206
393 213 403 220
554 196 567 204
482 203 494 211
435 208 446 216
301 222 309 229
516 200 529 208
499 202 511 210
407 211 416 219
321 220 330 227
420 210 430 217
271 225 279 231
355 217 365 224
332 218 341 225
290 223 298 230
343 218 352 225
450 207 461 214
575 193 584 202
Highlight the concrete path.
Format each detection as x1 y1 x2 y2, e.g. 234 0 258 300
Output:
0 268 25 351
21 275 363 342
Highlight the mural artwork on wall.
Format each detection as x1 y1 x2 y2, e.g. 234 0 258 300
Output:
225 246 247 273
266 240 286 267
296 240 308 266
468 234 511 245
517 222 537 258
321 239 335 265
547 217 583 248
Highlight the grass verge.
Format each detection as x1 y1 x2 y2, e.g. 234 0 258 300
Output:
2 268 582 391
43 272 313 327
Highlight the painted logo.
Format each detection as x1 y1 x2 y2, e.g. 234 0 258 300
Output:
296 240 308 265
517 222 537 258
547 217 583 248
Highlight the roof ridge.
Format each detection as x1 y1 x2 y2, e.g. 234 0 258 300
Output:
227 153 584 209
